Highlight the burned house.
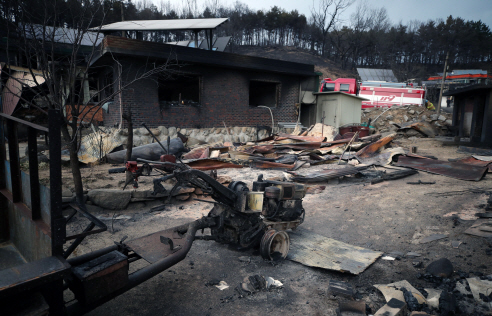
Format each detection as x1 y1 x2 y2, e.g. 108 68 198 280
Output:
89 36 315 129
86 19 316 129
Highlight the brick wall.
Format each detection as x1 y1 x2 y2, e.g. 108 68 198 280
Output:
103 59 302 128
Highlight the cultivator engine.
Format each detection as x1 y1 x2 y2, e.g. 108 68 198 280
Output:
60 168 306 313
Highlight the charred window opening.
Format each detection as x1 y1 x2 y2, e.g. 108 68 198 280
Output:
88 76 99 103
249 80 280 107
101 72 114 102
158 74 201 106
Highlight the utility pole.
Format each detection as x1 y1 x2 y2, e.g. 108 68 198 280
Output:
437 51 449 115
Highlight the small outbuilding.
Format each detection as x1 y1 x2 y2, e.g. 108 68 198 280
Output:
312 91 367 128
444 84 492 146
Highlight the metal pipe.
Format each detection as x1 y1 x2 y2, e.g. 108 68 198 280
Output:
258 106 275 135
141 123 167 154
66 245 119 266
437 51 449 115
67 218 213 316
63 222 95 259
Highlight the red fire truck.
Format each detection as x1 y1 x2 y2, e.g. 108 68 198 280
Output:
319 78 426 109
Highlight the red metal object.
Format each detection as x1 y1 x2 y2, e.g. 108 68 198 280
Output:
160 154 176 164
353 126 369 137
125 161 138 173
339 126 353 135
319 78 357 94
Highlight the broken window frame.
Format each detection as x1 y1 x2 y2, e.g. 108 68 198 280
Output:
99 71 114 102
249 80 281 108
158 71 202 107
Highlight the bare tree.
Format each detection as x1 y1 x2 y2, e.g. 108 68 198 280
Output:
1 0 176 205
311 0 354 56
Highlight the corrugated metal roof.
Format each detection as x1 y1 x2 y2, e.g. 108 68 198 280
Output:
95 18 229 32
213 36 231 52
21 24 103 46
357 68 398 82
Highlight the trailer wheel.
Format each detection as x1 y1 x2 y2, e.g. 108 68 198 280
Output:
260 229 289 261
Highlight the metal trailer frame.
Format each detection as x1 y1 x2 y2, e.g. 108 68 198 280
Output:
0 110 68 314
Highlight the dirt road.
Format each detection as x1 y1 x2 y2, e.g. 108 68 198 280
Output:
62 138 491 315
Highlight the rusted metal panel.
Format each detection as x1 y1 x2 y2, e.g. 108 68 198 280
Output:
250 160 295 170
127 226 187 264
183 146 208 160
0 255 70 298
395 156 488 181
288 229 382 275
199 147 210 158
318 144 345 153
456 156 492 167
356 133 395 158
274 142 322 150
358 148 406 166
276 133 326 142
252 145 275 154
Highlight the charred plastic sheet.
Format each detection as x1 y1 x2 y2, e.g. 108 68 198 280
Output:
288 228 382 274
107 138 185 163
395 156 488 181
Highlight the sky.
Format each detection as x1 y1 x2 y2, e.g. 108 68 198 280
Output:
174 0 492 28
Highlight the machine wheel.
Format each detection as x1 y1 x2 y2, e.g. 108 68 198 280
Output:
260 229 290 261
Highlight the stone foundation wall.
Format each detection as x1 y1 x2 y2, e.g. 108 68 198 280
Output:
115 125 292 147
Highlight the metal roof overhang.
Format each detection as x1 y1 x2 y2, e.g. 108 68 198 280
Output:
443 84 492 96
92 18 229 32
91 37 316 77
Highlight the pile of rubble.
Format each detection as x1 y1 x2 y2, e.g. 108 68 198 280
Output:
362 105 453 135
79 122 492 212
329 257 492 315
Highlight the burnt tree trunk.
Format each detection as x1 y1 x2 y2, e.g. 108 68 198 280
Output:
61 121 84 205
123 109 133 187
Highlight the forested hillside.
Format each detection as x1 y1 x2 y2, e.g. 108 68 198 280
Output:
2 0 491 81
